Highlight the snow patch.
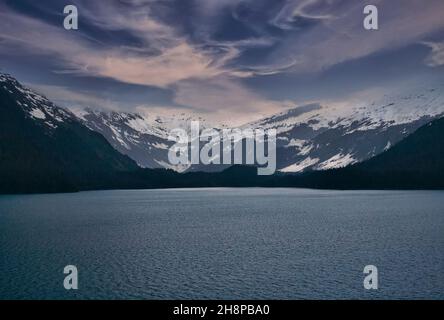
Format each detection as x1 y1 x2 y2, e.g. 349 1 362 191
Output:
299 144 313 156
126 117 156 135
108 124 131 150
286 139 306 148
70 108 89 121
317 153 356 170
29 108 46 120
152 142 169 150
280 157 320 173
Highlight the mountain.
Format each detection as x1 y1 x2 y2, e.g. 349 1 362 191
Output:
1 72 443 194
247 84 444 173
73 84 444 173
212 116 444 190
295 116 444 189
0 73 140 194
71 108 215 172
0 73 276 193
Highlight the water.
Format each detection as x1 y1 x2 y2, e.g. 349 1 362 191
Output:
0 188 443 300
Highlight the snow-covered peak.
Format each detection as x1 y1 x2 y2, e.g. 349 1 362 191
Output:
0 73 75 129
248 83 444 134
70 107 219 141
71 108 169 139
4 72 443 174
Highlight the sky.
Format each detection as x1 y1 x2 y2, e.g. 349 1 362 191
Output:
1 0 444 125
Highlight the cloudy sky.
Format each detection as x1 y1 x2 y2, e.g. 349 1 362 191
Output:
1 0 444 124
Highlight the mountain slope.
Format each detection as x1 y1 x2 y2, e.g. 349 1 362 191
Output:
73 84 444 174
2 73 443 193
0 73 139 194
248 83 444 173
297 116 444 189
72 108 215 172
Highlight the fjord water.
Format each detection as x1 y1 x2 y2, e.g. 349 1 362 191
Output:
0 188 443 300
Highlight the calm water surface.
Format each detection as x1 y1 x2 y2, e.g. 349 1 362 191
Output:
0 188 443 299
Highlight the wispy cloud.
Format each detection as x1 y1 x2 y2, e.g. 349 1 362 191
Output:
422 41 444 67
270 0 335 30
173 76 297 125
0 2 243 88
2 0 444 123
28 84 122 110
270 0 444 74
0 0 300 121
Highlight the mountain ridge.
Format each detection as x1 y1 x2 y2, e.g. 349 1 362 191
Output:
70 83 444 173
0 73 140 194
1 72 444 194
294 115 444 189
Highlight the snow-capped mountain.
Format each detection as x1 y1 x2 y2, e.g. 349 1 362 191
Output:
2 72 443 193
0 73 76 129
250 84 444 172
2 71 444 174
71 109 170 168
0 73 139 194
70 108 216 171
72 82 444 173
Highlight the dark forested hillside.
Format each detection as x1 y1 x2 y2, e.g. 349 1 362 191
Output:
0 74 140 194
